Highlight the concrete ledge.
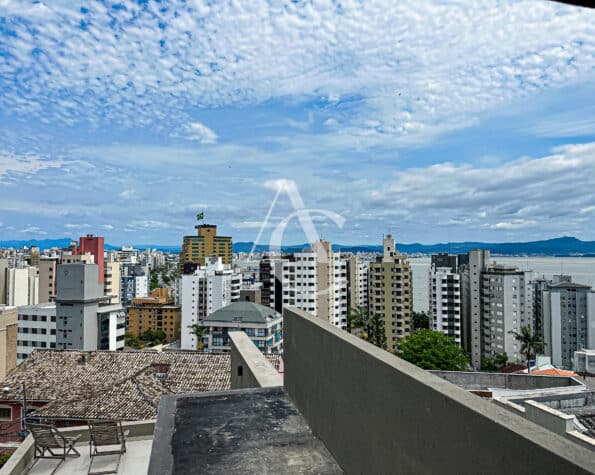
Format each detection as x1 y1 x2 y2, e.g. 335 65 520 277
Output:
229 332 282 389
0 420 155 475
284 306 595 474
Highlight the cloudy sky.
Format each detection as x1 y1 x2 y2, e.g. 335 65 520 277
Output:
1 0 595 246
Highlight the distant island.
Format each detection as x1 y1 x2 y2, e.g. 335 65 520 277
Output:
1 236 595 257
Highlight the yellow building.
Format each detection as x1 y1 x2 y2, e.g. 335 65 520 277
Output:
368 234 412 351
180 224 232 273
127 288 181 343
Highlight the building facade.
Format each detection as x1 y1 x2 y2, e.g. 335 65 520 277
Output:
429 263 462 345
38 256 58 304
180 256 241 349
0 305 18 381
480 266 534 364
368 235 412 351
201 301 283 353
127 288 181 343
16 303 56 363
542 280 595 369
180 224 233 273
347 255 369 311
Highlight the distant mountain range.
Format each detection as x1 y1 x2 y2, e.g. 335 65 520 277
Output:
233 236 595 257
2 236 595 257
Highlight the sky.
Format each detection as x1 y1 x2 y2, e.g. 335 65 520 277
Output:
1 0 595 247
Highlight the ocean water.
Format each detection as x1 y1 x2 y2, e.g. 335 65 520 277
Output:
410 257 595 312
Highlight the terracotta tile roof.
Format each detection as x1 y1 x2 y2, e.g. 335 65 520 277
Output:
531 368 578 377
0 349 282 421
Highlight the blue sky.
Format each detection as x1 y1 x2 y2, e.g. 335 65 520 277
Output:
1 0 595 246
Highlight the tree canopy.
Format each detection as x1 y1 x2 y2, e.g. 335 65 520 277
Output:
397 329 468 371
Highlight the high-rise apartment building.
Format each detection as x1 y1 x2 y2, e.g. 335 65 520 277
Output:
180 256 241 349
120 264 148 306
275 242 348 329
38 256 58 303
480 266 533 363
368 235 412 351
54 262 124 351
462 249 491 369
180 223 232 273
0 305 18 381
541 280 595 369
5 267 38 306
104 261 121 304
347 255 369 311
429 255 462 345
259 255 287 314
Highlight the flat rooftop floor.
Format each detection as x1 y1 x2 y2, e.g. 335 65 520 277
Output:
26 436 152 475
149 386 343 474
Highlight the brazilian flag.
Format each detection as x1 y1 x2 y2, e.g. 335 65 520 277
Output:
197 212 204 220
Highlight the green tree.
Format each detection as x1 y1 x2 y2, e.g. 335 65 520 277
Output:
347 306 387 350
397 329 468 371
509 325 544 373
149 272 159 291
188 323 206 351
480 352 508 372
347 306 369 334
412 311 429 331
366 312 388 350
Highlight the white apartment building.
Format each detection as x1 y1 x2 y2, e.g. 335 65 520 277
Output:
17 303 56 364
347 255 369 310
6 267 38 307
180 256 241 350
542 281 595 369
429 266 462 345
480 266 534 364
278 243 348 329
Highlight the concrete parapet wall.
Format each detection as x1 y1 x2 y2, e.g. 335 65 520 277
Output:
229 331 282 389
283 306 595 474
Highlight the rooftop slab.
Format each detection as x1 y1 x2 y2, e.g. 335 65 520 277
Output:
23 436 152 475
149 387 342 474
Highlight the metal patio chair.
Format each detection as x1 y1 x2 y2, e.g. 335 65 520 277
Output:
27 423 81 475
87 420 129 475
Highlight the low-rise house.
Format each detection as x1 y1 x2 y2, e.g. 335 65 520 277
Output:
201 301 283 353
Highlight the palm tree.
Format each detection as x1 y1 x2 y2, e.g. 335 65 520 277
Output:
509 325 544 373
367 312 388 350
188 323 206 351
347 306 369 339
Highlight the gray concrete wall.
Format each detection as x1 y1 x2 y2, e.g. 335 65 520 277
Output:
430 370 583 390
283 306 595 475
229 331 282 389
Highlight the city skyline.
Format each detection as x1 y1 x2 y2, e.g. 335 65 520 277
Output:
1 1 595 245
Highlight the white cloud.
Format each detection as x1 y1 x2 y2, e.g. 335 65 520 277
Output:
20 225 47 235
183 122 218 144
0 152 64 179
64 223 90 229
232 221 274 229
0 1 594 147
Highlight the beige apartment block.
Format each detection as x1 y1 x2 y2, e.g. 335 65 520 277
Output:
0 305 18 381
368 235 412 351
39 256 58 303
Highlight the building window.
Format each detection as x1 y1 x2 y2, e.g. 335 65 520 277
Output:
0 407 11 420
